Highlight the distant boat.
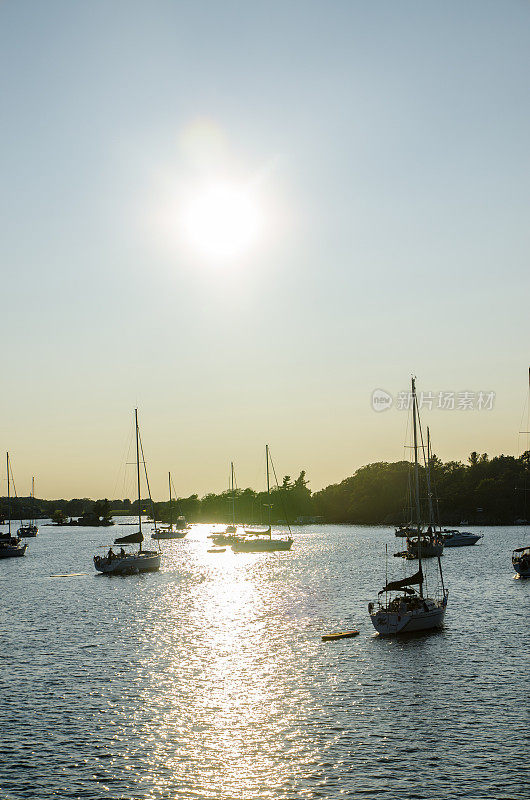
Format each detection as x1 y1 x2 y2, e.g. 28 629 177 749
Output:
231 446 293 553
18 476 39 537
369 378 448 635
210 463 241 544
152 472 189 540
94 410 161 575
403 427 444 558
0 453 27 559
512 546 530 577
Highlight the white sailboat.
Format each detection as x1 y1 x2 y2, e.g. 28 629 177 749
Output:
231 446 293 553
94 410 161 575
369 378 448 635
152 472 189 540
0 453 27 559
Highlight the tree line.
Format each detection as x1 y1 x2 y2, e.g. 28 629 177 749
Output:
1 453 528 526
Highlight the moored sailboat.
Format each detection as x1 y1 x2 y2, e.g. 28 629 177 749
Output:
369 378 448 635
231 446 293 553
210 462 241 544
18 476 39 537
404 426 444 558
94 410 161 575
152 472 189 540
0 453 27 559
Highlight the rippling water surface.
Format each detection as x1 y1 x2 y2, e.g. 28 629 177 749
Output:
0 521 528 799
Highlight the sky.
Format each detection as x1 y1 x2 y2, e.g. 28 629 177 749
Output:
0 0 529 500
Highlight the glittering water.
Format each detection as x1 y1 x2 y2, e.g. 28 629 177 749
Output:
0 521 528 799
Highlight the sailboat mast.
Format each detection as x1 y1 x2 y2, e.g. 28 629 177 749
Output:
231 462 235 526
266 444 271 537
32 476 35 527
411 378 424 597
7 452 10 537
135 409 142 537
425 427 435 527
412 379 421 532
169 471 173 528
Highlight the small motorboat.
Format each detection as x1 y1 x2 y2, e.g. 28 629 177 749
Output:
442 529 483 547
512 546 530 577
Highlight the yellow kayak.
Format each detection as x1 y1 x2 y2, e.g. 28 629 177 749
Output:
322 630 359 641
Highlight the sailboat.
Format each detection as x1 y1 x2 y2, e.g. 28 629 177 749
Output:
152 472 189 540
423 427 482 548
0 453 27 559
398 426 444 558
18 477 39 537
231 446 293 553
511 370 530 576
93 410 161 575
369 378 448 634
209 462 240 544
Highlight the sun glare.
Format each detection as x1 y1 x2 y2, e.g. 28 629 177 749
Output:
181 181 263 262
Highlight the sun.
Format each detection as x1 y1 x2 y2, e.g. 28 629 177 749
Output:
181 180 263 261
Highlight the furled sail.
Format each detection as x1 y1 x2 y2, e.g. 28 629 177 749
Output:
379 568 423 594
114 531 143 545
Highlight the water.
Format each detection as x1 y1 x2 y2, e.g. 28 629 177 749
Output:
0 521 528 800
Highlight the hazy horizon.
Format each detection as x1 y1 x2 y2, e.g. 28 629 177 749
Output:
1 1 528 499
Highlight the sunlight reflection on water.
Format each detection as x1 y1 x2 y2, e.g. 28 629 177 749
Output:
0 522 528 799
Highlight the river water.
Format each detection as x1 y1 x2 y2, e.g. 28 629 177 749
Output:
0 521 528 799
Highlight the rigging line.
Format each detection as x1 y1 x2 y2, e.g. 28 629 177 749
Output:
112 423 134 501
267 448 293 536
417 411 430 523
170 475 182 515
428 432 442 528
8 457 23 527
138 429 159 539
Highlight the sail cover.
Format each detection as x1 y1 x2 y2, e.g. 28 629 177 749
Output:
114 531 143 544
379 568 423 594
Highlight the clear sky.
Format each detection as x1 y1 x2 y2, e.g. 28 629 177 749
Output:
1 1 528 500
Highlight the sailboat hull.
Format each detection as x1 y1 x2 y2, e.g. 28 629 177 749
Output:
94 551 160 575
369 596 447 635
231 538 293 553
442 532 482 547
406 539 444 557
0 542 27 558
512 548 530 577
151 530 187 540
18 526 38 537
